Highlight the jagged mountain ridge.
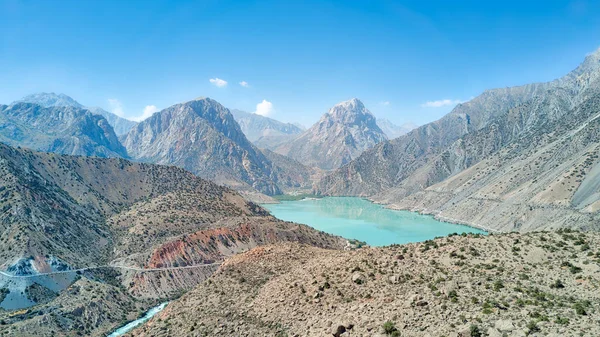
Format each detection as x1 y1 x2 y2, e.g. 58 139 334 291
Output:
17 92 137 136
275 98 388 170
231 109 304 150
122 97 310 195
385 89 600 232
0 102 127 158
316 48 600 232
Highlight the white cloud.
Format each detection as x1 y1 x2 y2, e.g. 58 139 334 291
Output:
131 105 159 122
421 99 463 108
107 98 125 117
209 78 228 87
107 99 159 122
239 81 249 87
254 99 274 117
380 101 390 106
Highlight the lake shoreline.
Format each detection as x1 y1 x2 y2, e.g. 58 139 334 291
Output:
263 197 487 247
378 201 499 234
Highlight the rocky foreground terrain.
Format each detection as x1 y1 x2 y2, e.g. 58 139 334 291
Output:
130 230 600 337
0 143 345 337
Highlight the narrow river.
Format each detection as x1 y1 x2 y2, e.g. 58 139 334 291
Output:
108 302 169 337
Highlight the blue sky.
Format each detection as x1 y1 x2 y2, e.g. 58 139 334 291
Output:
1 0 599 126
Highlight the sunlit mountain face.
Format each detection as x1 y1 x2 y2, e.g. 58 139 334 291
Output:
2 1 600 336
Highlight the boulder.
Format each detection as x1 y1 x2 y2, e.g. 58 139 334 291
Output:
352 273 366 285
332 325 346 337
495 319 515 332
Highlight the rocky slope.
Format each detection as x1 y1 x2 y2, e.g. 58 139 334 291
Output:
130 230 600 337
0 277 155 337
0 143 345 336
17 93 137 135
275 98 388 170
316 49 600 232
376 118 417 139
88 106 138 136
260 148 321 192
123 98 310 195
231 109 304 150
0 102 127 158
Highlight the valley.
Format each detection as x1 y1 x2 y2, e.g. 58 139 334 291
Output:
0 7 599 335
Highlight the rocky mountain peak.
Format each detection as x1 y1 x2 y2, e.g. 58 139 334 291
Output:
123 97 309 195
577 47 600 74
326 98 374 125
169 97 249 145
16 92 83 108
16 92 137 135
0 102 127 158
274 99 387 170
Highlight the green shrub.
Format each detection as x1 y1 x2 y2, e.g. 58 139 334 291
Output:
574 302 588 315
382 321 398 335
469 324 482 337
554 316 569 325
526 320 540 335
550 279 565 289
448 290 458 302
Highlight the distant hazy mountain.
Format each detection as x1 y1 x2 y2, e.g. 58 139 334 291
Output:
317 48 600 232
0 102 127 158
16 92 83 108
376 118 417 139
87 106 137 136
123 97 309 195
17 93 137 135
275 98 388 170
230 109 303 150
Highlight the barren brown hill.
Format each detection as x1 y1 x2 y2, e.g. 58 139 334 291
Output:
131 230 600 337
0 143 345 337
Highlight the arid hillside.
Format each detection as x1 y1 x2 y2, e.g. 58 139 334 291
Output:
131 230 600 337
316 49 600 233
0 143 345 337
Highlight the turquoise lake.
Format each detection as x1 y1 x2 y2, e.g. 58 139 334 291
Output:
263 197 486 246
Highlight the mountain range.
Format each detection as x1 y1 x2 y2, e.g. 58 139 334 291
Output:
230 109 304 150
122 97 312 196
0 102 127 158
17 92 137 136
1 93 409 197
376 118 418 139
316 47 600 232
